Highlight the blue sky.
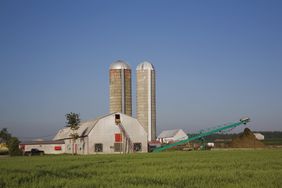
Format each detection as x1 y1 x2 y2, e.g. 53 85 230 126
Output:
0 0 281 140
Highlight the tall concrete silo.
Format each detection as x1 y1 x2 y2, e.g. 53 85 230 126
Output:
109 60 132 116
136 61 156 141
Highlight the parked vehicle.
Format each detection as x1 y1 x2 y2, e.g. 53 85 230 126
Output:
24 148 44 156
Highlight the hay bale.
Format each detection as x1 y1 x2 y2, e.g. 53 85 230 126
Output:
229 128 264 148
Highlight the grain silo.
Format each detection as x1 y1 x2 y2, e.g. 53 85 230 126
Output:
109 60 132 116
136 61 156 141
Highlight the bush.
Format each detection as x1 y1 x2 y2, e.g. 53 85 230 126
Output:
7 137 22 156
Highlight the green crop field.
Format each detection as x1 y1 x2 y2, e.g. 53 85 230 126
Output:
0 149 281 188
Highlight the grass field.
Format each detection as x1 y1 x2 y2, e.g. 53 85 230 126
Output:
0 149 281 188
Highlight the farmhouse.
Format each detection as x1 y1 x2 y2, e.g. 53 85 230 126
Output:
157 129 188 144
53 113 148 154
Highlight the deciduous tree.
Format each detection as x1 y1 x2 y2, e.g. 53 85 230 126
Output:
65 112 80 154
7 137 21 156
0 128 21 156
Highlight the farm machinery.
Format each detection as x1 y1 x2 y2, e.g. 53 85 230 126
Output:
153 117 250 152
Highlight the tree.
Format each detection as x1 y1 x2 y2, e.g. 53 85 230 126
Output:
0 128 11 143
0 128 21 156
65 112 80 155
7 137 22 156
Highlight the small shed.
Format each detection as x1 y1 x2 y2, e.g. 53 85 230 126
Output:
157 129 188 144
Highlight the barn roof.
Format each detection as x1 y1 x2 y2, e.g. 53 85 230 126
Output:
53 116 103 140
20 140 64 145
157 129 183 139
53 113 123 140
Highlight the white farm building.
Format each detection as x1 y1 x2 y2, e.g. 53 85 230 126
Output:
20 140 65 155
253 133 264 140
53 113 148 154
157 129 188 144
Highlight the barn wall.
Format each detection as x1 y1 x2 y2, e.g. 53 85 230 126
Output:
121 114 148 152
64 138 87 155
24 144 65 154
88 116 122 154
88 114 148 154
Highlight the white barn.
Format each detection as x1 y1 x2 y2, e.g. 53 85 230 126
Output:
157 129 188 144
53 113 148 154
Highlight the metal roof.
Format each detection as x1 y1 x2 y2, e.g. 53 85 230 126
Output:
53 112 148 141
157 129 183 139
53 113 120 140
20 140 64 145
110 60 131 70
136 61 154 71
53 118 100 140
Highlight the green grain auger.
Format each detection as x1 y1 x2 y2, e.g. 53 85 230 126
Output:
153 117 250 152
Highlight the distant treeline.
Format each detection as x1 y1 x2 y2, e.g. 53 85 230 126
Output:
259 131 282 139
188 131 282 143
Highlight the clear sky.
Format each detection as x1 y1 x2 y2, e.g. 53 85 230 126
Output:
0 0 281 140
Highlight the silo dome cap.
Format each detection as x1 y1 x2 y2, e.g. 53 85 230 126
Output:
136 61 154 70
110 60 131 69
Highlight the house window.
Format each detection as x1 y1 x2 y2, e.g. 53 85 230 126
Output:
133 143 142 152
95 143 103 152
115 133 122 142
114 143 123 152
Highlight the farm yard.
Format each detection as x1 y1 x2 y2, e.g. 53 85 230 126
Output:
0 150 282 188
